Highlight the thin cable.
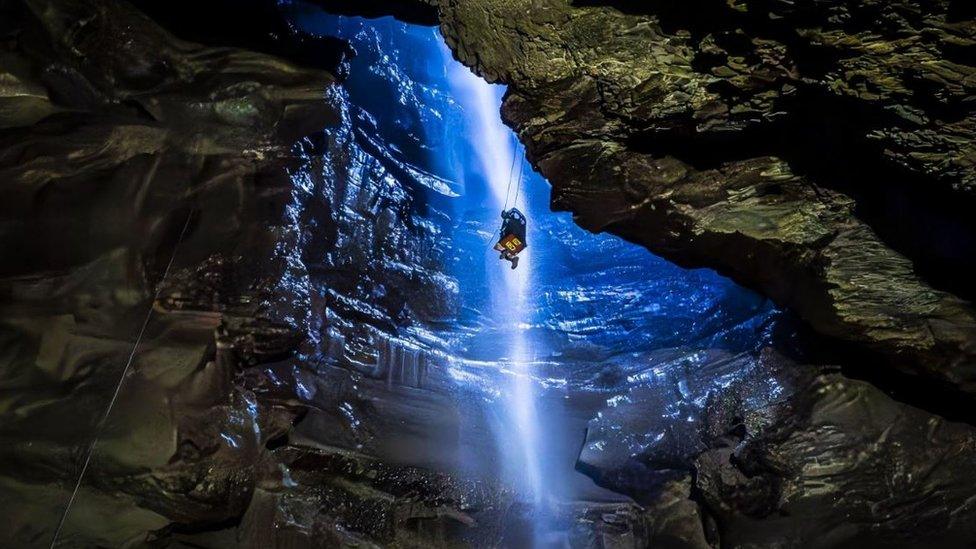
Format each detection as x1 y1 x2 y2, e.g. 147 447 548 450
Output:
502 133 518 210
512 152 526 209
50 210 194 548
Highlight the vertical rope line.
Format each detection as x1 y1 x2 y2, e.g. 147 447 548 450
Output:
50 210 194 548
502 133 518 210
512 152 526 209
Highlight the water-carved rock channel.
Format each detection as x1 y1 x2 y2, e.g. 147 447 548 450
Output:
1 1 976 548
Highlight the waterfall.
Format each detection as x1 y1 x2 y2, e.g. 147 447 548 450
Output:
276 10 779 548
442 45 547 512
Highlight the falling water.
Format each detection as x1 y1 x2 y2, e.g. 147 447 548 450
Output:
443 45 549 516
281 11 778 547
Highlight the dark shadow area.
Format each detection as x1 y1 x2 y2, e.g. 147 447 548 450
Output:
777 313 976 426
307 0 439 26
948 0 976 22
129 0 354 75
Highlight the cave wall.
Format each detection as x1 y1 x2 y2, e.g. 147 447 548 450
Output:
2 0 976 547
0 0 487 545
412 0 976 390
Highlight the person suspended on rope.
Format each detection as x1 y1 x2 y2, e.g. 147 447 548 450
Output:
494 208 527 269
493 137 528 269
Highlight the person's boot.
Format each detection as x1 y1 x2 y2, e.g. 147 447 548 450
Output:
510 256 519 270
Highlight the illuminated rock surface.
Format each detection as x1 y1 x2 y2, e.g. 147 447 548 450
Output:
422 0 976 387
0 1 975 548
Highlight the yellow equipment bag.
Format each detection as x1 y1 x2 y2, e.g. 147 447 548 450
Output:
495 233 526 255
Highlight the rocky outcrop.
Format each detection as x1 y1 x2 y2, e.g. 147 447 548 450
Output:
0 0 471 546
4 0 976 547
406 0 976 390
578 346 976 547
695 366 976 547
424 2 976 545
2 1 691 546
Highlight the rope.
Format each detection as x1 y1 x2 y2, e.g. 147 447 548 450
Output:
50 209 194 548
491 133 527 257
502 132 519 211
512 152 525 209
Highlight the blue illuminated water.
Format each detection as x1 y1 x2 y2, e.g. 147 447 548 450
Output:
285 9 777 545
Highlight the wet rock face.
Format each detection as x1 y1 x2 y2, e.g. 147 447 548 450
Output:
0 0 465 546
3 0 976 547
693 366 976 547
409 0 976 389
579 346 976 547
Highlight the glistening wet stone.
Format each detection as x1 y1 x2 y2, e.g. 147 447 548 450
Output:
2 2 976 548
